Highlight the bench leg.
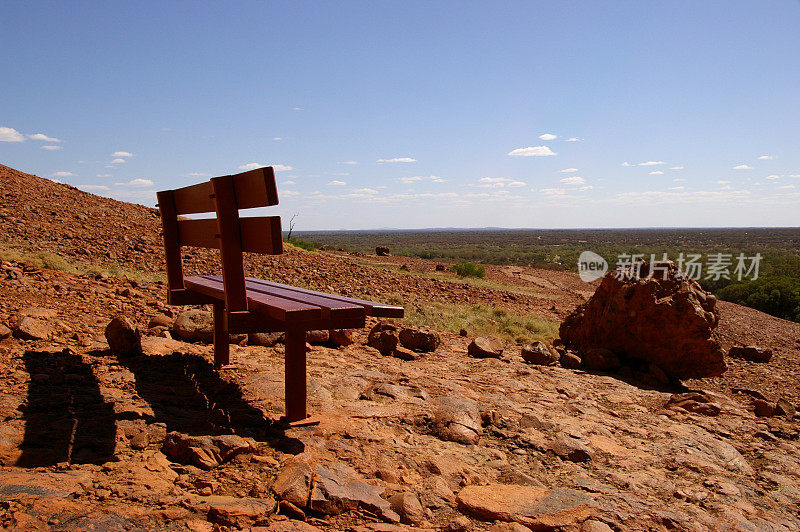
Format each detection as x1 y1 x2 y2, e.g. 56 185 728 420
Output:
284 328 307 422
213 302 230 367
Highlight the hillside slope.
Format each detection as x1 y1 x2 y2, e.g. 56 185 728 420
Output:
1 163 799 530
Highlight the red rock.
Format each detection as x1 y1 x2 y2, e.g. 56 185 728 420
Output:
521 341 558 365
399 326 440 352
206 495 276 527
559 261 726 378
105 316 142 356
468 336 503 358
329 329 354 346
559 351 582 369
367 321 399 355
13 316 56 340
728 345 773 363
753 399 775 417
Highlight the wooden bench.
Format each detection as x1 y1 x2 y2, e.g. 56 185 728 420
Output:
156 167 403 423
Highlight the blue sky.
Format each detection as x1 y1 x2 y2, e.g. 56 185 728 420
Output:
1 1 799 229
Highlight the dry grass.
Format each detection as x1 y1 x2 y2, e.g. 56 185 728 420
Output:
385 294 559 344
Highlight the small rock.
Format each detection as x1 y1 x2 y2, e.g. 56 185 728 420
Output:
433 395 482 444
389 492 424 525
105 316 143 356
206 495 276 528
163 432 257 469
393 346 419 361
560 351 582 369
0 324 12 339
468 336 503 358
548 434 593 462
376 246 391 256
775 398 796 419
521 341 558 365
753 399 775 417
173 310 214 342
435 264 446 272
728 345 773 363
250 332 284 346
329 329 354 346
581 520 614 532
13 316 56 340
399 327 440 352
459 328 468 337
130 431 149 450
306 330 330 344
367 322 399 355
666 392 721 416
148 314 174 329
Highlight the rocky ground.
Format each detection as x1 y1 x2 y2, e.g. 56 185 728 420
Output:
1 164 799 531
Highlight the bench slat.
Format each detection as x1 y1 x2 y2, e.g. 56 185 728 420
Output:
178 216 283 254
184 276 322 322
201 276 364 320
240 276 405 318
170 167 279 214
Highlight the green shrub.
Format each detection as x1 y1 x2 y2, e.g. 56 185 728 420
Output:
286 237 316 251
451 261 485 278
717 276 800 322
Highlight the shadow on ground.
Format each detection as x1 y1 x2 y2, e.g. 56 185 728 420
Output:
114 351 304 454
17 349 116 467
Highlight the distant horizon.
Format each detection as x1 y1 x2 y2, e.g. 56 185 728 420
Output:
293 226 800 233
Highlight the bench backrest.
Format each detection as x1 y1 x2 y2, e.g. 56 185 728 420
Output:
157 167 283 311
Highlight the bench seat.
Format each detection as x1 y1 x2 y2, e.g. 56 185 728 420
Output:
183 275 403 330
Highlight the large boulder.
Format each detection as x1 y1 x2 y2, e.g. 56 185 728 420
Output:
399 326 440 352
172 310 214 342
367 321 399 355
559 261 726 379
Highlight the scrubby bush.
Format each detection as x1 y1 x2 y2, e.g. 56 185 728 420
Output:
286 237 316 251
717 276 800 322
451 261 485 278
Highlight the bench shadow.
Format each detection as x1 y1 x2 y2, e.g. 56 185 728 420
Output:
112 351 303 454
16 349 117 467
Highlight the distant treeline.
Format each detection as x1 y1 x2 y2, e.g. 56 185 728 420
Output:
297 228 800 323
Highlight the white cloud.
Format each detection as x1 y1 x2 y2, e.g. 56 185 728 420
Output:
77 184 110 192
293 107 304 111
0 127 26 142
758 155 773 160
273 137 282 141
507 146 556 157
51 179 62 184
50 171 75 177
538 133 557 141
670 166 684 170
398 176 422 184
565 137 580 142
578 185 593 191
115 178 154 187
673 178 686 182
669 186 685 191
332 172 350 176
239 163 293 171
185 172 210 177
778 184 795 190
621 162 631 167
283 180 296 185
717 180 730 184
328 180 347 186
540 188 566 196
28 133 61 142
41 145 62 150
733 164 752 170
239 163 263 170
507 181 526 187
789 174 800 178
377 157 416 163
353 188 378 195
559 168 579 173
649 170 664 175
340 161 358 165
96 173 112 177
560 176 586 185
638 161 667 166
111 151 133 157
765 174 780 180
109 158 126 164
273 164 293 171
